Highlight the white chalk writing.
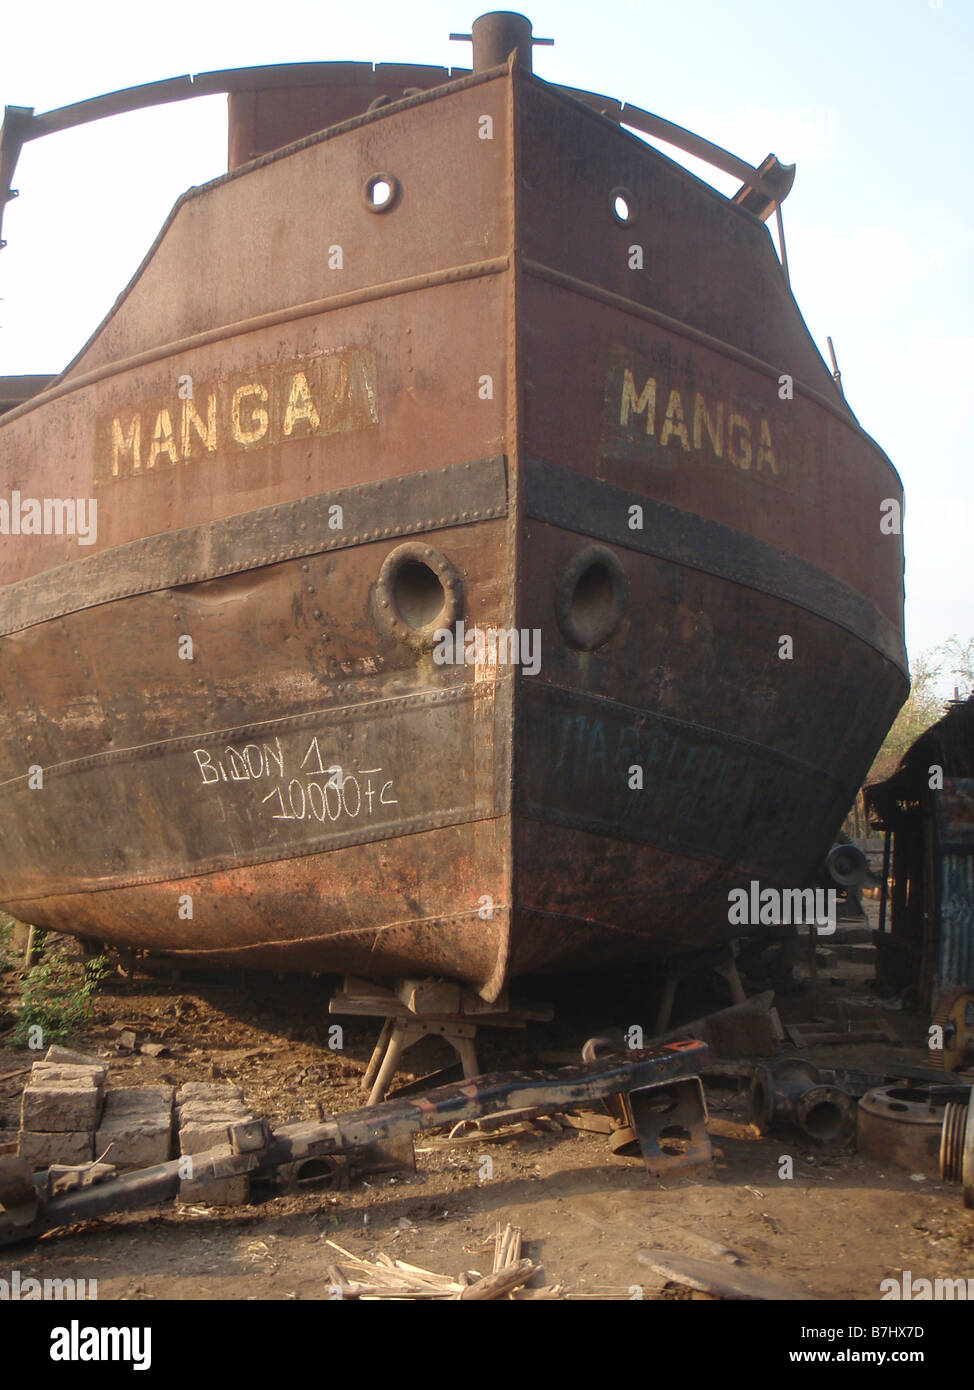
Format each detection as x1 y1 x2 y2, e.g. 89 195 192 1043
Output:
192 736 397 825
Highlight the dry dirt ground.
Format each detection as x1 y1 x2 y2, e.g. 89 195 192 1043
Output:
2 923 973 1303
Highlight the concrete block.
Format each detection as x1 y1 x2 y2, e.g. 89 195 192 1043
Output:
18 1130 94 1169
96 1114 173 1169
44 1045 104 1068
92 1087 174 1168
178 1100 249 1124
176 1081 256 1164
102 1087 174 1116
179 1119 235 1155
178 1175 249 1207
28 1062 101 1084
21 1080 103 1133
176 1082 244 1104
31 1061 107 1087
176 1097 250 1154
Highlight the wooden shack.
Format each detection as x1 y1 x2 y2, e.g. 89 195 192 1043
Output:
866 695 974 1013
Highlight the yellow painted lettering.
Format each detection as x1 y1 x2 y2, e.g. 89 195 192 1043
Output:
181 394 218 457
728 414 752 470
146 408 179 468
231 383 269 445
692 394 724 457
757 418 778 474
111 414 141 476
620 369 656 434
282 371 321 436
659 389 690 451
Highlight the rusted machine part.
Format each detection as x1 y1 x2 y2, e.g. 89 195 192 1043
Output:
609 1077 712 1175
795 1085 857 1145
581 1036 615 1063
825 840 873 887
273 1155 350 1194
0 1039 709 1246
933 987 974 1073
939 1089 974 1207
0 1155 40 1229
858 1084 971 1176
579 1037 712 1172
749 1059 856 1145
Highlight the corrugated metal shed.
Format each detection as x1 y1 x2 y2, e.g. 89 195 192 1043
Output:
867 697 974 1010
935 779 974 992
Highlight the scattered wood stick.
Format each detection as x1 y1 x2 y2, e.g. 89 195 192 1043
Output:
458 1259 535 1300
323 1235 549 1300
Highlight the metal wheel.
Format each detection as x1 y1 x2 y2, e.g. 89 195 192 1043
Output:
933 987 974 1072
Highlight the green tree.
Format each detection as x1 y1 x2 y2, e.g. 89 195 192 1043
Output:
866 647 949 786
934 634 974 699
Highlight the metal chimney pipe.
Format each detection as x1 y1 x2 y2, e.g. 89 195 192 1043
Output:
471 11 537 72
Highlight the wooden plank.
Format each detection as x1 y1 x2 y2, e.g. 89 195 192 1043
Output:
636 1250 814 1300
396 978 462 1015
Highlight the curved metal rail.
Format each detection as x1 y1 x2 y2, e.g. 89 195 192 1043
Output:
1 58 793 251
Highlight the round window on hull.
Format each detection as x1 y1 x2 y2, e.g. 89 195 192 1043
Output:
363 173 401 212
610 186 636 225
555 545 628 651
373 542 463 651
392 559 446 629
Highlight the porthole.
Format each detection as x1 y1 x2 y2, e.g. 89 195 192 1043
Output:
364 173 401 213
373 542 462 650
555 544 628 651
611 186 636 225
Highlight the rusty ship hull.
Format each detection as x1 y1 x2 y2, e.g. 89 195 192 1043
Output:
0 46 907 1000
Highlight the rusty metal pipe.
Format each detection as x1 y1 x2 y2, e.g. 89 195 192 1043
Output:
749 1059 856 1144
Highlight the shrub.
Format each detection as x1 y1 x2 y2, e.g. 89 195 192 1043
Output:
10 955 111 1049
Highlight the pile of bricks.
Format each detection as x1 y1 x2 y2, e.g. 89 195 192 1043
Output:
12 1049 257 1209
176 1082 255 1206
18 1051 107 1170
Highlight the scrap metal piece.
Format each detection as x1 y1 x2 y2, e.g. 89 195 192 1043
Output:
939 1089 974 1207
578 1037 713 1171
749 1059 856 1145
933 986 974 1073
858 1084 970 1176
44 1162 117 1198
274 1155 350 1194
611 1076 713 1176
826 841 873 887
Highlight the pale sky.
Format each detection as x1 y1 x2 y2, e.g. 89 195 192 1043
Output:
1 0 971 673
